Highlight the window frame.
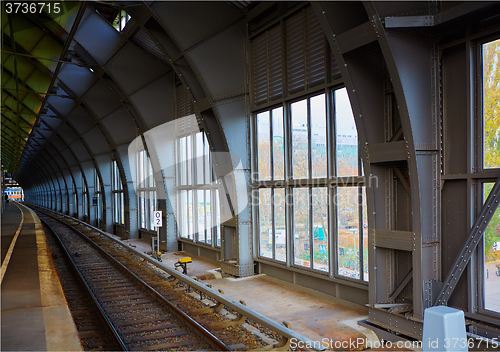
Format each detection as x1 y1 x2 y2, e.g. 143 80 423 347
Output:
476 35 500 319
112 160 124 225
252 87 368 283
176 131 221 247
137 150 157 232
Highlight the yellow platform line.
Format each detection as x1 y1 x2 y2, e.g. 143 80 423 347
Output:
0 202 25 284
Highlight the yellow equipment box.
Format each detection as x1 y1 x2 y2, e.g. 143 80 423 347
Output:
178 257 192 264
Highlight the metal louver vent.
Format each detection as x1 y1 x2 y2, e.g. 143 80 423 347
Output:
250 5 341 107
131 29 168 63
287 6 327 95
175 84 195 135
251 25 283 106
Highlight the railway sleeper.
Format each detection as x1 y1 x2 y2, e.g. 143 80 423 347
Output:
114 316 174 327
125 329 187 342
137 339 195 351
119 322 176 334
188 302 224 316
207 313 246 330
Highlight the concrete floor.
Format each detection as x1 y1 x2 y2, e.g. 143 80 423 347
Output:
126 239 378 350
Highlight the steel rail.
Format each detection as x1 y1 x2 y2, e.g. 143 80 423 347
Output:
39 216 128 350
36 208 231 352
30 204 327 351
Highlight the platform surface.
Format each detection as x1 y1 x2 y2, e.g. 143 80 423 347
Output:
127 239 377 350
1 202 82 351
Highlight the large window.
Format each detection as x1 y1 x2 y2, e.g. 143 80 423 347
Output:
177 131 221 246
254 88 368 281
481 37 500 315
482 38 500 169
137 150 157 231
82 176 88 218
112 160 124 225
94 170 103 227
483 183 500 314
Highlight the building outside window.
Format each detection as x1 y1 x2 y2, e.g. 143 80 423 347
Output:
137 150 157 231
254 88 368 281
176 131 221 246
112 160 124 224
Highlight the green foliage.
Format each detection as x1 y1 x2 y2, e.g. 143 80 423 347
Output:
483 39 500 169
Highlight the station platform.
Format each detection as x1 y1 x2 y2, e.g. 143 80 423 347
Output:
126 239 379 350
1 201 82 351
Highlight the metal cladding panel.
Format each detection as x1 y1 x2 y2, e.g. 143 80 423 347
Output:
386 32 434 148
374 2 430 18
81 126 111 156
56 124 79 145
58 64 96 97
442 44 468 175
60 148 77 167
105 42 170 95
50 135 67 152
320 1 367 36
43 117 63 131
215 99 249 170
129 73 175 130
47 95 77 117
441 180 468 275
81 79 122 118
101 107 137 146
65 105 95 134
74 12 125 65
342 41 387 145
152 1 241 50
188 23 246 99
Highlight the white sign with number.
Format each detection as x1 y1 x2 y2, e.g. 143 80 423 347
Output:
153 211 162 227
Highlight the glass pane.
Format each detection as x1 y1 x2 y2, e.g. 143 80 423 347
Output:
196 132 204 184
272 107 285 180
257 112 271 180
337 187 360 279
140 192 146 229
197 190 205 242
121 192 124 224
188 190 193 240
149 191 156 230
311 94 327 178
292 99 309 179
335 88 358 177
215 189 221 246
180 190 188 238
204 133 211 184
362 187 369 281
206 190 212 244
179 137 187 185
293 188 310 267
186 135 192 185
259 188 272 258
274 188 286 262
483 183 500 313
483 39 500 169
312 188 328 272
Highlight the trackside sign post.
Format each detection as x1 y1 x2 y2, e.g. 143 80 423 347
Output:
153 211 162 261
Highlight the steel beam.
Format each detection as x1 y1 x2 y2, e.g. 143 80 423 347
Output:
434 178 500 306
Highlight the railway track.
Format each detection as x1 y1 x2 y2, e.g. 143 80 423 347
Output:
37 211 230 351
